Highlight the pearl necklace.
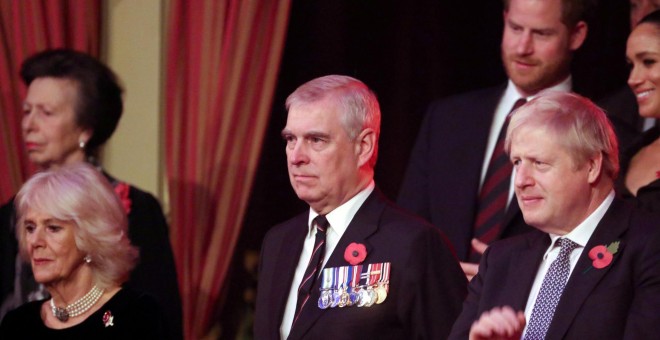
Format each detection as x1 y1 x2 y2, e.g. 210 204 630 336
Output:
50 285 104 322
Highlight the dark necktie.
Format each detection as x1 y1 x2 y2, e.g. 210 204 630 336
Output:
524 238 579 339
292 215 329 326
470 98 527 261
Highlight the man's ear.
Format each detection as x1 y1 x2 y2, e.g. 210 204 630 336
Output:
569 21 588 51
587 152 603 184
355 128 376 167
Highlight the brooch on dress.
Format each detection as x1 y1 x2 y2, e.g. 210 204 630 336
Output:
103 310 114 327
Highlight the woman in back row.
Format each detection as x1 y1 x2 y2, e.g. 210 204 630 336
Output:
618 9 660 211
0 49 182 338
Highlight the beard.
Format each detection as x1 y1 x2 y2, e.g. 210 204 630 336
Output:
502 51 571 95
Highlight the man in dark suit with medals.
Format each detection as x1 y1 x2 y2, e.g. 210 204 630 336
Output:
449 92 660 339
254 75 467 339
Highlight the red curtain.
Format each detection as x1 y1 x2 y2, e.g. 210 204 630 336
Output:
164 0 291 338
0 0 100 203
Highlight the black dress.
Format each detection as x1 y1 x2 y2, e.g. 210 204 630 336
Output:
0 176 182 339
0 288 171 339
615 126 660 213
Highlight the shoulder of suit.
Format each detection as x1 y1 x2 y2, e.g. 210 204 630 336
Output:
624 204 660 236
423 84 506 123
266 211 308 235
427 83 505 107
487 229 545 254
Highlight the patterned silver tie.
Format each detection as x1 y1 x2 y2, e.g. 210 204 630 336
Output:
524 238 579 339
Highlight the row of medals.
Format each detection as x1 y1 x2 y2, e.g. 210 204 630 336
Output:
318 282 389 309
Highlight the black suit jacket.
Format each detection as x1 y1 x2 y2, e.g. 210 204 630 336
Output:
254 189 467 339
449 198 660 339
597 85 642 152
398 85 532 260
616 126 660 213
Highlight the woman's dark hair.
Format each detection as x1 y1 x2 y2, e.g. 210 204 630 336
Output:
639 9 660 27
20 49 123 157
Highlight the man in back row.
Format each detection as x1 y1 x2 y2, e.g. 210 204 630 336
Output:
398 0 590 278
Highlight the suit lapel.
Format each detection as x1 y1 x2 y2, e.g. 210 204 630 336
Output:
502 231 550 310
502 197 522 234
269 214 308 335
546 199 631 338
325 190 383 267
287 190 385 339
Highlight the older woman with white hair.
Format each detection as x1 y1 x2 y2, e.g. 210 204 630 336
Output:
0 163 169 338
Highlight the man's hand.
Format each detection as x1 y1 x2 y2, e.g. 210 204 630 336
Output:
469 306 526 340
460 238 489 281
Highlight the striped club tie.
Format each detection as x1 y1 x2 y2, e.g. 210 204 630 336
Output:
292 215 329 326
470 98 526 261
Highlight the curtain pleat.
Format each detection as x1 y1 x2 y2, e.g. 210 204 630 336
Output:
164 0 291 337
0 0 100 203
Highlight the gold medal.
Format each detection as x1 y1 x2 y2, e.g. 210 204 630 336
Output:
338 289 349 308
375 284 388 304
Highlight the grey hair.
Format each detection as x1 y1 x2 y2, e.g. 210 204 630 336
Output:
285 75 381 167
505 91 619 179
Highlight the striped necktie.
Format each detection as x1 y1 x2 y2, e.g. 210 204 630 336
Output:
292 215 329 326
470 98 526 261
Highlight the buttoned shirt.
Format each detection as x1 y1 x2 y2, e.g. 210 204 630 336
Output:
280 181 375 339
522 190 615 335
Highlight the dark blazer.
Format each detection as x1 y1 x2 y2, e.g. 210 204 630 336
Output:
597 85 642 152
0 179 183 339
398 85 532 260
254 189 467 340
615 126 660 213
449 198 660 339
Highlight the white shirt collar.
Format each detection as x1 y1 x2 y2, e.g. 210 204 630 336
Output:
544 190 615 257
503 75 572 108
307 180 375 237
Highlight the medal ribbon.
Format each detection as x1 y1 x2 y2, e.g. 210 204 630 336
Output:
337 266 346 290
350 265 361 289
320 267 333 290
369 263 382 286
379 262 390 284
332 266 339 290
345 265 352 290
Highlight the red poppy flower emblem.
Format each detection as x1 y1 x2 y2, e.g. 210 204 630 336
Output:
588 245 613 269
113 182 132 214
344 242 367 265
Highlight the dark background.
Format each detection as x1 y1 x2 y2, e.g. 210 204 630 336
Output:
219 1 631 338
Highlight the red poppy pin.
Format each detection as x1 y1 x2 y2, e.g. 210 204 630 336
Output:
584 241 619 273
102 310 114 327
344 242 367 265
113 182 132 214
